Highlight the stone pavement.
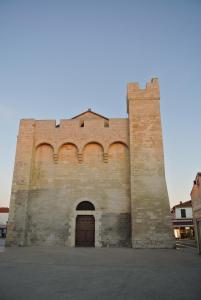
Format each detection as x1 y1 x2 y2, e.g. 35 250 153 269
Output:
0 245 200 300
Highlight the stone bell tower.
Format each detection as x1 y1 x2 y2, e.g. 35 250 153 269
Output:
127 78 174 248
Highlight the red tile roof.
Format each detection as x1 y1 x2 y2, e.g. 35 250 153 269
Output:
171 200 192 211
0 207 9 213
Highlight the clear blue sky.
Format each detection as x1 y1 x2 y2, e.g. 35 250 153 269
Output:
0 0 201 207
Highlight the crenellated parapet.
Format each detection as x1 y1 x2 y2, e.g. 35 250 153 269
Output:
6 78 174 249
127 78 160 113
127 77 174 248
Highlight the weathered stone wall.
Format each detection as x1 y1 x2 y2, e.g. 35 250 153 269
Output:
191 174 201 219
127 78 174 248
7 78 174 248
101 213 131 247
6 119 35 246
191 173 201 253
7 115 131 247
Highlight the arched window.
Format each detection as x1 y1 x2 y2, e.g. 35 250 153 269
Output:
76 201 95 211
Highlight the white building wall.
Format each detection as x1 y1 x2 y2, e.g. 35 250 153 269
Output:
0 213 9 226
175 207 192 219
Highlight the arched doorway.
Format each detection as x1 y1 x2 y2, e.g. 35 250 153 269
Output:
75 201 95 247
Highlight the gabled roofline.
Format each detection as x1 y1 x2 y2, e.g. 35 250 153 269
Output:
171 200 192 211
72 109 109 120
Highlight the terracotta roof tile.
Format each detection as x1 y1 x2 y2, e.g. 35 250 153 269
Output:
171 200 192 210
0 207 9 213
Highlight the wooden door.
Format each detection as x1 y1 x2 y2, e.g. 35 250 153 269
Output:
75 215 95 247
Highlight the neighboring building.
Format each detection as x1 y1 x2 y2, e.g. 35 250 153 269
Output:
6 78 174 248
191 172 201 254
171 201 194 239
0 207 9 238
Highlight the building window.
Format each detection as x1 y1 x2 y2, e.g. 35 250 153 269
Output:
181 209 186 218
80 120 84 127
76 201 95 211
104 120 109 127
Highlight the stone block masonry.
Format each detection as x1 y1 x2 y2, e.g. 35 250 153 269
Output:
6 78 175 248
128 78 174 248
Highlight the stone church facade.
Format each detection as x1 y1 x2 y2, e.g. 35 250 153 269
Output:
6 78 174 248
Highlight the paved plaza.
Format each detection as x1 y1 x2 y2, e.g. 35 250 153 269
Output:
0 240 201 300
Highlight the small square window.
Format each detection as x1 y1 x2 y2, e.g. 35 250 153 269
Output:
104 121 109 127
80 121 84 127
181 209 186 218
